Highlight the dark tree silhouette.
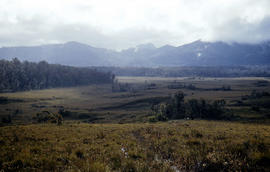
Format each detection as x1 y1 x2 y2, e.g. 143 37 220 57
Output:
0 58 114 92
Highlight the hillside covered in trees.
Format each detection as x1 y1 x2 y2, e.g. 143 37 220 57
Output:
0 58 114 92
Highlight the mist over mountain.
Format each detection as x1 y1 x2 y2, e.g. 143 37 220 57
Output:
0 40 270 66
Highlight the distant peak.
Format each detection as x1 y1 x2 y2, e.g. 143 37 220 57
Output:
63 41 92 48
136 43 156 50
159 44 176 50
190 39 204 44
64 41 84 45
161 44 175 48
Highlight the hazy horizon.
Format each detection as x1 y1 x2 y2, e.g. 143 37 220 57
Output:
2 39 270 52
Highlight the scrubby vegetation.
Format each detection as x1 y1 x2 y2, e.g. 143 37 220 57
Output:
0 121 269 171
0 58 114 92
33 111 63 125
150 91 231 121
243 90 270 100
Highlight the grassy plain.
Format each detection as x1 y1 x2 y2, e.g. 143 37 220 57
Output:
1 76 270 124
1 76 270 171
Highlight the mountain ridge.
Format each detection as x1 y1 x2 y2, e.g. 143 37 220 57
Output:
0 40 270 66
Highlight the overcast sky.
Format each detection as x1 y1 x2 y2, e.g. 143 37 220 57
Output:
0 0 270 50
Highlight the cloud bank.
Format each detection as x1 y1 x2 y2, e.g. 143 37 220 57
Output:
0 0 270 49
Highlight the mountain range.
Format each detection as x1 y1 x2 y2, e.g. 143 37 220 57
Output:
0 40 270 66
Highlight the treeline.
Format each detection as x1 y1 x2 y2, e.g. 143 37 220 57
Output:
0 58 114 92
93 66 270 77
149 91 232 122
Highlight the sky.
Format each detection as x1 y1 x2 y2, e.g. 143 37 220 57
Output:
0 0 270 50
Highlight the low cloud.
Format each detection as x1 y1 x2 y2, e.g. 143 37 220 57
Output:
0 0 270 49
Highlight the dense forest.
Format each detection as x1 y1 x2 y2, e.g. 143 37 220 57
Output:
93 66 270 77
0 58 114 92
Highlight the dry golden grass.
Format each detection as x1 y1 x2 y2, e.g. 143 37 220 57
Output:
0 120 270 171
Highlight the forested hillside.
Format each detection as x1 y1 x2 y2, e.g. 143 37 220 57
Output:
0 58 114 92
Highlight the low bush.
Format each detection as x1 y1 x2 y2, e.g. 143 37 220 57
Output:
1 115 12 124
58 109 72 117
151 91 231 121
34 111 63 125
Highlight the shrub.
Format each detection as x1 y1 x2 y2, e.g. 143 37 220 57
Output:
34 111 63 125
0 97 8 104
75 150 84 159
58 109 72 117
251 106 260 112
150 103 168 122
148 115 158 123
110 154 122 170
150 91 230 121
122 160 137 172
1 115 12 124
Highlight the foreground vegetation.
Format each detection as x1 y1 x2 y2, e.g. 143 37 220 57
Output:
0 121 269 171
